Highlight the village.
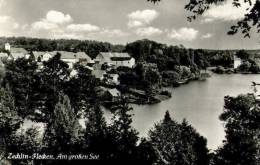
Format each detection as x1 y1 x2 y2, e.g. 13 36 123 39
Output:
0 42 172 106
0 43 138 103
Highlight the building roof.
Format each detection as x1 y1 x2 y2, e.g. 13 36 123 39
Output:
10 48 27 54
108 88 121 97
75 52 95 63
32 51 48 59
92 70 106 79
99 52 131 61
11 53 25 59
50 51 76 59
75 52 90 59
0 52 8 58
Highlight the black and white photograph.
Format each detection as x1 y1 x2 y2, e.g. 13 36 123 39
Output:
0 0 259 164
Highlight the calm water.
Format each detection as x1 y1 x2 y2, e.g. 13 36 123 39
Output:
23 73 260 150
130 74 260 150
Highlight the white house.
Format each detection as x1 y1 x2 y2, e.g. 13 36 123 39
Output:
54 51 77 68
0 52 8 60
234 55 242 69
75 52 94 64
5 47 28 60
51 51 93 68
95 52 135 68
33 51 53 62
92 70 106 80
103 73 119 85
4 43 11 51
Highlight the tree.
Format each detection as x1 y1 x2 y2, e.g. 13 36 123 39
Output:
37 53 71 121
65 63 100 114
107 96 139 161
84 103 110 159
136 138 158 165
3 56 39 118
236 50 250 60
148 0 260 38
7 127 41 165
212 94 260 165
43 93 81 155
0 86 22 160
148 111 210 165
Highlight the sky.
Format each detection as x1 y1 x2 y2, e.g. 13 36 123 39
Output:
0 0 260 49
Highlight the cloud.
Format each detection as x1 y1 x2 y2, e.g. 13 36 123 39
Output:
201 33 214 39
46 10 72 24
202 0 253 22
127 9 159 28
52 32 82 40
101 29 129 37
0 0 5 8
135 27 163 37
13 23 19 29
168 27 199 41
31 10 72 31
0 16 10 23
67 24 100 32
31 20 58 30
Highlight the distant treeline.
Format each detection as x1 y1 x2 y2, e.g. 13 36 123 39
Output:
0 37 237 68
0 37 125 59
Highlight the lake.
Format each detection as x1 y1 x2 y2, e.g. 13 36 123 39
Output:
130 73 260 150
23 73 260 150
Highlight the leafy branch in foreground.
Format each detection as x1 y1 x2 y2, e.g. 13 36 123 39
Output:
148 0 260 38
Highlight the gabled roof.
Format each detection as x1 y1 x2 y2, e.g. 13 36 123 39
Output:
11 48 27 54
11 53 25 59
32 51 49 59
0 52 8 58
108 88 121 97
98 52 132 61
99 52 131 58
75 52 95 63
75 52 90 59
51 51 76 59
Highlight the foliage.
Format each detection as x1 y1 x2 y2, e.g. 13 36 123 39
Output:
43 93 81 155
148 111 210 165
108 96 139 161
212 95 260 165
7 127 41 165
3 56 39 118
0 86 22 158
236 50 251 60
84 103 109 158
65 63 100 113
148 0 260 38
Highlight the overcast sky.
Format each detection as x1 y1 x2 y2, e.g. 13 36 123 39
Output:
0 0 260 49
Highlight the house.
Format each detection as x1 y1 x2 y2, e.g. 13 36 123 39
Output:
10 53 25 60
105 88 121 102
103 73 119 85
7 47 28 60
50 51 93 68
4 43 11 51
33 51 53 62
95 52 135 68
234 55 242 69
52 51 77 68
0 52 8 60
10 47 28 54
75 52 94 65
92 70 106 80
